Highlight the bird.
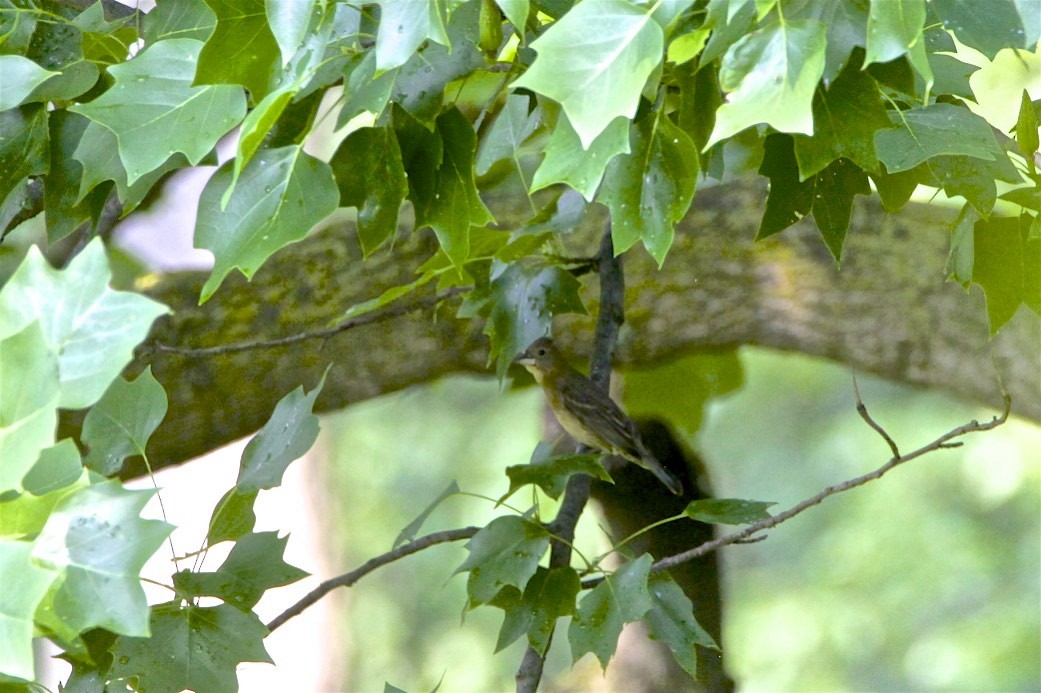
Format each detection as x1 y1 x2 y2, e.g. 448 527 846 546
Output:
513 336 684 496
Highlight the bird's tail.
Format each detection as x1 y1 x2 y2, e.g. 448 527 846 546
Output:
641 455 684 496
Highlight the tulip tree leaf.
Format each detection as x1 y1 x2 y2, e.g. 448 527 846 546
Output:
70 39 245 185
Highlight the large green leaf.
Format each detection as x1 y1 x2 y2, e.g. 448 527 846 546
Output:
874 104 1007 174
972 215 1041 332
0 322 58 495
792 55 891 178
931 0 1029 58
0 55 57 110
643 572 718 680
107 602 272 693
568 553 653 668
373 0 451 71
456 515 550 605
266 0 317 65
511 0 663 148
476 93 540 179
0 105 49 211
195 145 339 302
0 240 168 409
236 374 326 491
81 368 168 476
142 0 217 43
32 481 172 636
0 541 59 682
330 126 409 256
707 18 826 147
173 532 308 610
599 112 698 265
530 112 631 202
758 134 871 260
503 453 611 502
196 0 280 98
70 39 245 185
863 0 925 66
399 107 494 268
484 261 585 378
521 566 580 655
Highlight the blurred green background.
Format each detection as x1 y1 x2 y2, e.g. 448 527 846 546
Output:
321 347 1041 692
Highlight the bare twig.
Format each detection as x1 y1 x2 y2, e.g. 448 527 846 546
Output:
153 286 470 357
581 393 1012 589
266 526 479 633
516 227 624 693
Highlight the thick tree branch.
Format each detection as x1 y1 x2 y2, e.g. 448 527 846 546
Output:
55 179 1039 476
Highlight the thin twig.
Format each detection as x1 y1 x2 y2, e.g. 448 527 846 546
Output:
580 393 1011 589
266 526 479 633
153 286 470 357
852 371 899 457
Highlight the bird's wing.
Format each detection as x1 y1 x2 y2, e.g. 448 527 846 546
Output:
558 376 642 459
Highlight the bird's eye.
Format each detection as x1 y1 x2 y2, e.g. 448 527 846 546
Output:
536 348 546 356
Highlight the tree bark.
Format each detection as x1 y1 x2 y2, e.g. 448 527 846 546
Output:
56 178 1039 475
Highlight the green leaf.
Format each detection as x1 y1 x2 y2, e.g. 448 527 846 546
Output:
266 0 317 65
946 203 979 286
683 498 774 524
72 120 193 218
496 0 529 32
70 39 246 185
196 0 280 99
931 0 1028 58
0 105 49 211
107 602 272 693
870 166 920 213
1017 90 1039 173
390 1 486 125
207 487 259 544
599 112 698 264
173 532 308 610
530 112 631 202
21 439 84 497
32 481 172 636
0 322 58 494
394 481 461 548
374 0 450 71
502 454 610 502
972 215 1041 332
81 367 168 476
863 0 925 66
330 126 409 256
0 240 168 409
484 261 585 378
522 566 580 654
643 572 718 680
623 349 744 436
792 55 890 178
874 104 1006 174
43 111 105 244
568 553 653 668
236 373 326 491
400 107 494 268
142 0 217 43
511 0 664 148
21 15 99 104
222 85 299 207
0 55 57 110
196 145 339 302
476 93 539 178
456 515 550 605
0 541 60 682
337 52 398 128
758 134 871 260
707 18 826 147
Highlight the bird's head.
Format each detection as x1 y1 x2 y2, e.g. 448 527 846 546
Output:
513 336 562 376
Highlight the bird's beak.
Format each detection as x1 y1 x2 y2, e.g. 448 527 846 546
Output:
512 350 534 367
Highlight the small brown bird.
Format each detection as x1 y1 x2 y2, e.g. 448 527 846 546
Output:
513 336 684 496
